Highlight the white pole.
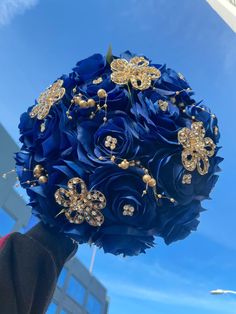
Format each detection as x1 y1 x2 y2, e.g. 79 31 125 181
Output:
89 246 97 274
210 289 236 295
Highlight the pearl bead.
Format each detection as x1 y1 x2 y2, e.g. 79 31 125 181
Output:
79 100 87 107
87 98 96 107
73 96 81 104
97 89 107 98
38 176 48 184
142 174 152 183
148 178 156 187
119 160 129 169
33 165 43 177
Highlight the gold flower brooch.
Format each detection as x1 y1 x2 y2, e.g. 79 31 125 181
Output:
110 56 161 90
178 122 216 175
54 177 106 227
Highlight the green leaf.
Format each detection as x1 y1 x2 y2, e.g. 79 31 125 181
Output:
106 44 113 64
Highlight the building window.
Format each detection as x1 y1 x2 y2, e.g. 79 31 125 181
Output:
67 275 85 305
0 208 15 236
57 267 67 289
86 293 102 314
46 302 57 314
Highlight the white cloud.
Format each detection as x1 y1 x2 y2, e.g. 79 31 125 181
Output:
105 280 236 313
0 0 38 26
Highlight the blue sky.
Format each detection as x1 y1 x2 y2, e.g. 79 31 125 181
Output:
1 0 236 313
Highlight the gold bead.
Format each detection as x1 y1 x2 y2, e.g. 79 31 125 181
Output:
176 91 180 95
148 178 156 187
110 155 116 162
38 176 48 184
73 96 82 104
98 156 104 160
72 87 77 93
26 180 31 184
142 174 152 183
87 98 96 107
79 100 87 107
33 165 43 177
142 190 147 195
97 89 107 98
157 194 162 198
170 198 175 203
119 160 129 169
103 103 108 108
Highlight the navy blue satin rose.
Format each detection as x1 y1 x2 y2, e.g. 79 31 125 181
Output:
77 111 141 169
131 95 185 152
149 148 223 205
158 200 203 244
15 51 222 256
73 54 108 83
89 165 159 255
19 103 77 163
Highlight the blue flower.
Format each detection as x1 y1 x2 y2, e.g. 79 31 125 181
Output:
77 111 141 169
72 53 108 82
131 95 183 150
89 165 159 255
158 200 203 244
19 103 77 162
149 148 223 205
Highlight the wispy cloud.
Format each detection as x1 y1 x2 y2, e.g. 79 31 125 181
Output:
0 0 38 26
105 280 236 313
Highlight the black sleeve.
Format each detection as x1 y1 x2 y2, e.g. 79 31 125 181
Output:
0 222 78 314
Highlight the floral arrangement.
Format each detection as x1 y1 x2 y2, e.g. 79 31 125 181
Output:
15 50 222 256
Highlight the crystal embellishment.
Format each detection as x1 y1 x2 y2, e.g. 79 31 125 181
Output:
182 174 192 184
123 204 135 216
110 56 161 90
54 177 106 227
29 80 65 120
178 122 216 175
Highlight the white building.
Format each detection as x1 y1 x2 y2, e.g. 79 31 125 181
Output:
207 0 236 32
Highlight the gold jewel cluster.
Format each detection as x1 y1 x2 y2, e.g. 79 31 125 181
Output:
178 122 216 175
104 136 118 150
123 204 135 216
54 177 106 227
110 56 161 90
182 173 192 185
158 100 168 111
30 80 65 120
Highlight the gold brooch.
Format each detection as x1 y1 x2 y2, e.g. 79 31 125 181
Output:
110 56 161 90
54 177 106 227
178 122 216 175
29 80 65 120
